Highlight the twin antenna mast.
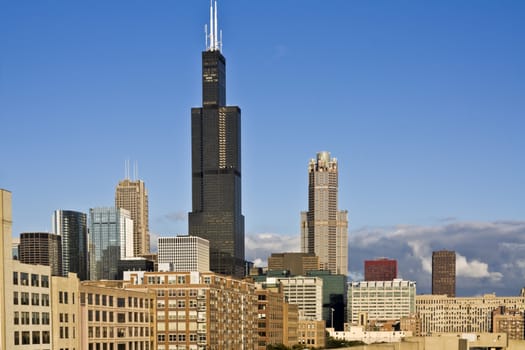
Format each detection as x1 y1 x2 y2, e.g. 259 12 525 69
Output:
205 0 222 52
124 160 139 181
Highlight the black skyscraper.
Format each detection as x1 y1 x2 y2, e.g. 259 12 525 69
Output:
189 2 245 278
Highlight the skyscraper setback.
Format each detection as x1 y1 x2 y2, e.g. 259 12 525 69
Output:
188 2 245 278
301 152 348 276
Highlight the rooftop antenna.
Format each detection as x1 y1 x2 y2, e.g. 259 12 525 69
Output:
133 161 138 180
125 159 130 180
205 0 221 52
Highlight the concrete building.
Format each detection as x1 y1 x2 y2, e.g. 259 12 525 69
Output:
277 276 323 321
400 313 422 336
297 319 326 349
125 271 257 350
53 210 89 281
301 151 348 276
492 307 525 340
328 325 410 344
267 252 320 276
364 258 398 281
416 293 525 335
283 303 299 348
115 178 150 256
89 207 133 281
432 250 456 297
19 232 63 276
347 279 416 325
157 236 209 273
51 273 81 350
188 1 245 278
80 280 156 350
1 189 54 350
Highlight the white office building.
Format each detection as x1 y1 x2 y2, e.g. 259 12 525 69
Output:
276 276 323 321
158 235 210 272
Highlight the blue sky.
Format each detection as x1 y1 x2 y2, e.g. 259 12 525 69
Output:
1 1 524 295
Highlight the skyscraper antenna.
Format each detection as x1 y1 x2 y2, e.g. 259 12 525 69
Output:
205 0 221 52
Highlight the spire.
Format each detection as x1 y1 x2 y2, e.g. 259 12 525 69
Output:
205 0 221 52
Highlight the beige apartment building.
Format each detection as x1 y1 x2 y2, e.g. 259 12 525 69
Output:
80 280 156 350
283 303 299 347
493 307 525 340
125 271 257 350
416 293 525 335
52 273 81 350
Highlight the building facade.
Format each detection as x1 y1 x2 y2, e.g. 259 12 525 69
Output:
492 306 525 340
158 236 209 273
277 276 323 321
364 258 398 281
432 250 456 297
267 252 319 276
297 319 326 348
89 207 133 281
115 178 150 256
306 270 347 330
51 273 81 350
19 232 63 277
256 286 284 350
53 210 89 281
416 293 525 335
347 280 416 325
301 151 348 276
125 271 257 350
188 2 245 278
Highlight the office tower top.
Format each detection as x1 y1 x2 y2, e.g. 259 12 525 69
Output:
189 1 245 278
53 210 89 280
115 170 150 256
158 235 210 273
301 152 348 276
432 250 456 297
364 258 398 281
268 252 320 276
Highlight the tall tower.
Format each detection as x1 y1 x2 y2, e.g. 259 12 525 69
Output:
188 1 245 278
301 152 348 276
53 210 89 280
19 232 63 276
115 173 150 256
432 250 456 297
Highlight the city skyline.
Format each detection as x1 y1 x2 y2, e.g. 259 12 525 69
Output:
1 1 524 296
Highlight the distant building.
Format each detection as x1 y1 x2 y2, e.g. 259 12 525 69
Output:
492 306 525 340
157 235 209 272
115 177 150 256
432 250 456 297
277 276 324 321
400 313 422 336
117 257 155 280
19 232 62 276
268 252 320 276
364 258 398 281
347 279 416 325
53 210 89 280
89 207 133 280
416 293 525 335
256 284 285 350
301 151 348 276
297 319 326 348
328 324 409 344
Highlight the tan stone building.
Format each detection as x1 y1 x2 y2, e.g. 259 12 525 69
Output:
80 280 156 350
283 303 298 347
256 286 284 350
115 178 150 256
297 319 325 348
52 273 81 350
417 293 525 335
400 313 422 336
125 271 257 350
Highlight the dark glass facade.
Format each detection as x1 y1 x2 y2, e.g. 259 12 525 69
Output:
189 50 245 278
53 210 89 280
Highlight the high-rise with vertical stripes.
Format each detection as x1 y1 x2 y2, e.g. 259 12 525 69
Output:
301 152 348 276
188 1 245 278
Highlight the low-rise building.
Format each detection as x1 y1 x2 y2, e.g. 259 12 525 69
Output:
297 319 325 348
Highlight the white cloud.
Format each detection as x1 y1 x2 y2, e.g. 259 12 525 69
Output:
456 254 502 281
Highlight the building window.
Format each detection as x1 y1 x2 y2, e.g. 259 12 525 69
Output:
88 310 93 321
42 331 50 344
88 293 93 305
32 331 40 344
22 331 30 345
32 293 39 305
42 312 50 325
41 275 49 288
21 292 29 305
14 331 19 345
13 291 18 305
13 271 18 285
31 274 39 287
59 291 63 303
42 293 50 306
14 311 19 325
158 334 165 342
32 312 40 325
117 298 125 307
20 272 29 285
95 294 100 305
